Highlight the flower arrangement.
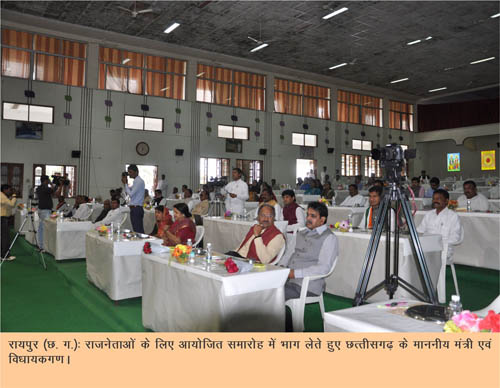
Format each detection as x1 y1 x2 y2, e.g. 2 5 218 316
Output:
143 203 152 210
50 212 58 219
172 244 192 263
143 242 152 254
224 210 232 219
225 258 238 273
319 197 330 206
331 219 351 233
96 225 108 236
448 200 458 210
17 203 25 210
444 310 499 333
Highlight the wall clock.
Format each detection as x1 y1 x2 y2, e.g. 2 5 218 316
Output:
136 141 149 156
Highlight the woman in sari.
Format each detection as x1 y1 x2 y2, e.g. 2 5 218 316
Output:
154 205 173 238
162 203 196 246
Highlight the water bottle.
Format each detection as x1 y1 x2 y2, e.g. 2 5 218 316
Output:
243 208 248 220
116 222 121 240
447 295 462 318
348 213 353 232
187 238 195 264
206 243 212 266
466 199 471 212
108 223 114 239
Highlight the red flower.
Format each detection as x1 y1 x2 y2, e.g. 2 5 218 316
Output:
479 310 500 332
225 258 238 273
143 242 152 254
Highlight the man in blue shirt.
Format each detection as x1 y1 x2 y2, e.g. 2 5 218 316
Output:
424 177 442 198
122 164 145 233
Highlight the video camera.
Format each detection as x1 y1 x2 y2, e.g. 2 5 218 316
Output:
371 143 416 184
51 175 70 186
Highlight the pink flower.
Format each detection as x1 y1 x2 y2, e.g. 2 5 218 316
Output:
339 220 350 230
452 310 480 332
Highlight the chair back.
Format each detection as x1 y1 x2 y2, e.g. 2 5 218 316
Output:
194 226 205 247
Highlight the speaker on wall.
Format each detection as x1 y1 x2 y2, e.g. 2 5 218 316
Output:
259 148 267 155
71 150 81 158
327 148 334 154
175 149 184 156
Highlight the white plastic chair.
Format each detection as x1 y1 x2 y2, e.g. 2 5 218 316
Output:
194 226 204 247
271 243 286 265
437 236 464 303
473 295 500 317
285 258 338 332
119 212 128 227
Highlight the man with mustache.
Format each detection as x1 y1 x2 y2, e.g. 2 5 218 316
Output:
417 189 464 259
457 180 489 212
280 202 338 301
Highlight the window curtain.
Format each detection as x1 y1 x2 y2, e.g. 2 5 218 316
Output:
1 29 32 78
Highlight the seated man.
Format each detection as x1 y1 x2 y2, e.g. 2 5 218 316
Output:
181 184 188 199
354 175 363 190
361 186 395 230
152 189 164 207
55 196 70 213
168 187 180 199
321 182 335 201
417 189 463 258
254 188 283 220
230 204 285 264
65 195 92 220
280 202 338 300
183 189 195 211
340 184 365 207
191 190 210 217
457 180 489 211
282 190 305 232
424 177 442 198
93 199 111 223
94 198 123 227
406 177 425 198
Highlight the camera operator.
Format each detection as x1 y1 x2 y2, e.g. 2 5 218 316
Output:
121 165 145 233
1 184 17 260
36 175 63 250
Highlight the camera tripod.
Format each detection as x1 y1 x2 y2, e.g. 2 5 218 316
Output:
353 182 438 306
1 206 47 270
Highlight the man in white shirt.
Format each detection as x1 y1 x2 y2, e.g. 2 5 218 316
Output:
340 184 365 207
254 188 283 221
320 166 327 185
156 174 168 197
417 189 464 259
65 195 92 220
457 180 489 211
221 168 249 215
282 190 305 232
489 184 500 199
94 198 124 227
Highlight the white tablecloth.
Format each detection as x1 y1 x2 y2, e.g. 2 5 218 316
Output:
43 218 93 260
244 201 260 210
324 299 444 332
86 231 160 301
14 209 29 235
414 210 500 270
202 217 288 253
327 207 366 226
325 231 443 302
141 253 290 331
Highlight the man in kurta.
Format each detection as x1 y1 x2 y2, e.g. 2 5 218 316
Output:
221 168 249 215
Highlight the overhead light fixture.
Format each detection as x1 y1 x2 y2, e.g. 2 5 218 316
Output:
470 56 495 65
390 77 409 84
122 58 131 64
164 22 180 34
329 63 348 70
491 13 500 18
428 87 447 93
425 36 433 40
250 43 268 53
196 72 205 77
407 39 421 46
160 87 169 91
322 7 348 20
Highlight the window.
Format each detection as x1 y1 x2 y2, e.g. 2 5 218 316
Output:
389 101 414 131
124 115 163 132
364 156 382 178
292 132 317 147
296 159 317 181
1 163 24 197
274 78 330 119
33 164 76 197
341 154 361 176
2 102 54 123
337 90 383 127
125 164 157 196
99 46 186 99
1 28 86 86
196 64 265 110
217 125 249 140
236 159 263 184
199 157 230 185
352 139 372 151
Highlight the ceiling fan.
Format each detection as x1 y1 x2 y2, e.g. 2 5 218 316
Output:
247 21 275 52
117 2 153 18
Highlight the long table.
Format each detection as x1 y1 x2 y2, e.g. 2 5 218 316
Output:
327 206 366 226
414 210 500 270
325 231 443 302
43 218 93 260
141 252 290 331
202 217 288 253
86 231 160 301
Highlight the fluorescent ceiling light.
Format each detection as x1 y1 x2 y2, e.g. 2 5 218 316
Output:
428 87 447 93
490 13 500 18
470 56 495 65
122 58 131 64
322 7 348 20
425 36 433 40
160 87 169 91
407 39 421 46
164 22 180 34
329 63 348 70
250 43 268 53
390 77 409 84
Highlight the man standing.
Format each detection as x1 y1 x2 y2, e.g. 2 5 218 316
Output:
36 175 61 250
340 184 365 207
157 174 168 197
1 184 17 260
457 180 489 211
320 166 327 185
222 168 249 215
282 190 305 232
280 202 338 300
122 164 145 233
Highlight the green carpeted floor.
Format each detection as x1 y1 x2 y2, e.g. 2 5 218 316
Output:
1 232 499 332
